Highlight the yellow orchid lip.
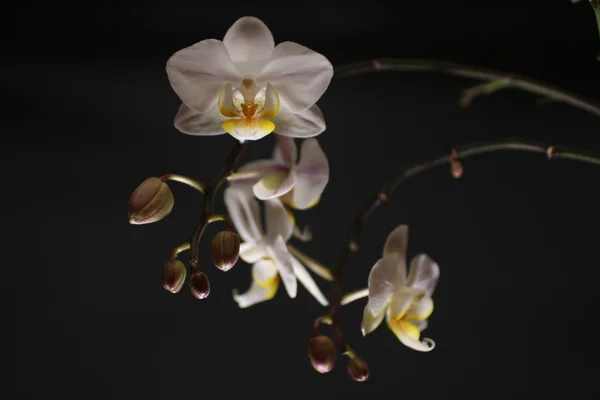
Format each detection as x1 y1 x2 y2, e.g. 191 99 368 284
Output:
222 118 275 140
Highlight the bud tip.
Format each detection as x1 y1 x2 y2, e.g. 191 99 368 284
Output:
308 335 336 374
189 271 210 299
211 231 241 272
347 357 369 382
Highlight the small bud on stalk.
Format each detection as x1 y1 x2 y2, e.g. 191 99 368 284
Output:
162 260 186 294
347 357 369 382
308 335 336 374
449 149 463 179
189 271 210 299
128 177 174 224
211 231 240 272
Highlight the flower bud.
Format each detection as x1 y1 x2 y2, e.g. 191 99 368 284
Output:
308 335 336 374
211 231 240 272
347 357 369 382
162 260 186 294
189 271 210 299
128 177 174 225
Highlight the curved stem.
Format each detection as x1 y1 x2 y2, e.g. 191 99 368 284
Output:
170 242 190 260
189 140 247 267
328 139 600 321
334 58 600 118
160 174 206 193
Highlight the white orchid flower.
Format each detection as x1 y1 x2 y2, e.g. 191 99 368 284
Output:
228 136 329 210
166 16 333 142
362 225 440 352
223 187 329 308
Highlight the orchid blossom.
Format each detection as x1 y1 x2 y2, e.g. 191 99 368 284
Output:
166 16 333 142
223 187 329 308
228 136 329 210
361 225 440 352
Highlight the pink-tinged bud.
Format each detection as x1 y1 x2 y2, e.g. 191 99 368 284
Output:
189 272 210 299
162 260 186 294
211 231 240 272
128 177 174 225
347 357 369 382
308 335 336 374
450 160 463 179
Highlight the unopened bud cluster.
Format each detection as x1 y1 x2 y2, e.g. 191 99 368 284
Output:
307 334 370 382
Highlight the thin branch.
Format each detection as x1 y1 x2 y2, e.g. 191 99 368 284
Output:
160 173 206 193
334 58 600 118
328 139 600 321
189 140 247 267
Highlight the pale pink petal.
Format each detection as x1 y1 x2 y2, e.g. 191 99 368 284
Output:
166 39 241 113
222 17 275 65
361 306 386 336
292 139 329 210
264 197 294 242
239 242 268 263
174 104 226 136
273 136 298 166
367 253 402 316
258 41 333 112
223 187 264 243
271 104 326 138
253 170 297 201
383 225 408 258
407 254 440 297
290 256 329 306
229 159 282 191
266 236 297 298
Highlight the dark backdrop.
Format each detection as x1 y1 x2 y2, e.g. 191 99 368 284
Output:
12 1 600 398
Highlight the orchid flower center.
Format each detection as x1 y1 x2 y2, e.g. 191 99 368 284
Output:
218 81 281 141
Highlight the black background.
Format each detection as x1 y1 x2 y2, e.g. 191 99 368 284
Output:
12 1 600 398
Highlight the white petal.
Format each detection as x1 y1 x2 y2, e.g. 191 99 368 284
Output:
273 136 298 166
412 320 428 331
388 290 415 320
174 103 226 136
292 138 329 210
166 39 240 113
366 253 402 316
251 258 279 286
290 256 329 306
233 281 277 308
266 236 297 298
264 197 294 242
383 225 408 258
239 242 268 263
405 296 434 321
361 306 386 336
223 187 264 243
259 42 333 112
271 104 326 138
229 159 281 190
252 170 297 200
387 318 435 352
407 254 440 297
223 17 274 67
239 159 281 173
